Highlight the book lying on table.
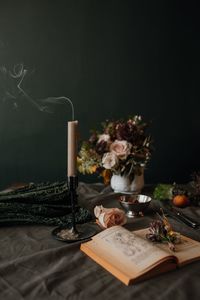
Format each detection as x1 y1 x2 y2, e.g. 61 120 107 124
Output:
80 225 200 285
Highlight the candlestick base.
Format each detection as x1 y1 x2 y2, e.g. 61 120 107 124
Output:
52 176 97 242
52 223 97 242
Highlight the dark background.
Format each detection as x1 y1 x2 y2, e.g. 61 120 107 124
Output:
0 0 199 189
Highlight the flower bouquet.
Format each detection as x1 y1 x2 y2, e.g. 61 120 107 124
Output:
78 115 153 192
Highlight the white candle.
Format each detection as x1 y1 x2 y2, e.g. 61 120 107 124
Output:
67 120 78 177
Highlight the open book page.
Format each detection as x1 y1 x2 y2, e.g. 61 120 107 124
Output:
135 228 200 266
92 226 176 275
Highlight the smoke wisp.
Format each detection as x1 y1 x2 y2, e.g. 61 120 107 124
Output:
0 63 74 119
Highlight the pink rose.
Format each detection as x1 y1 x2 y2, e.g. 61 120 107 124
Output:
94 205 127 229
110 140 132 160
102 152 119 169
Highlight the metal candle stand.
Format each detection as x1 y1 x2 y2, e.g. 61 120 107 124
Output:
52 176 97 242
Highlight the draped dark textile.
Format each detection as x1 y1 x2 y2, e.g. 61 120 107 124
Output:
0 182 200 300
0 181 91 226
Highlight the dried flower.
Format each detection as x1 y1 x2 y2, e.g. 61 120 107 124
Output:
191 171 200 199
101 169 112 185
78 116 153 182
146 211 181 251
97 134 111 144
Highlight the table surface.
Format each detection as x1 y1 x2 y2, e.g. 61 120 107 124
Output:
0 182 200 300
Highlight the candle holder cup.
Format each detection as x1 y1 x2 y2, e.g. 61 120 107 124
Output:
52 176 97 242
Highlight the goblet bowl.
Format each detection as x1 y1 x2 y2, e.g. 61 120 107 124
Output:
118 194 152 218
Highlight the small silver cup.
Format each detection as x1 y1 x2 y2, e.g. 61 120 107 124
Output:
118 194 152 218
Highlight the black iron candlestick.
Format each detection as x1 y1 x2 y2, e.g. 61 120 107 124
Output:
52 176 97 242
68 176 79 237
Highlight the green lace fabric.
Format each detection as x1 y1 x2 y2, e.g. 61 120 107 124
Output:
0 181 92 226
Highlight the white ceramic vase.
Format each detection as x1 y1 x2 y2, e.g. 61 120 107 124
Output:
110 170 144 193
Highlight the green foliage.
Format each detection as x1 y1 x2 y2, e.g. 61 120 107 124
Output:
153 184 173 200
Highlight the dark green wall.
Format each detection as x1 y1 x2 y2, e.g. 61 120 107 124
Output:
0 0 199 188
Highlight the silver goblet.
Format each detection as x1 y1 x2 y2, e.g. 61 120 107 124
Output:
118 194 152 218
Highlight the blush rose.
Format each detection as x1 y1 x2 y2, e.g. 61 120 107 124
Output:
94 205 127 229
102 152 119 169
110 140 132 160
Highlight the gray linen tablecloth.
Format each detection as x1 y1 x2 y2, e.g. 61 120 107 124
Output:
0 182 200 300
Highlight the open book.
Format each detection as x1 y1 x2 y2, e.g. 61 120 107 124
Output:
80 225 200 285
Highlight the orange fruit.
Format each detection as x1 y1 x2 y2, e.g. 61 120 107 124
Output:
172 195 189 207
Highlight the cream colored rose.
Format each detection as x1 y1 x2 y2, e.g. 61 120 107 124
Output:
102 152 119 169
94 205 104 218
110 140 132 160
94 205 127 229
97 134 111 144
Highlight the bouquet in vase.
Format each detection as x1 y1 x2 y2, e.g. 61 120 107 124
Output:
78 116 153 191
